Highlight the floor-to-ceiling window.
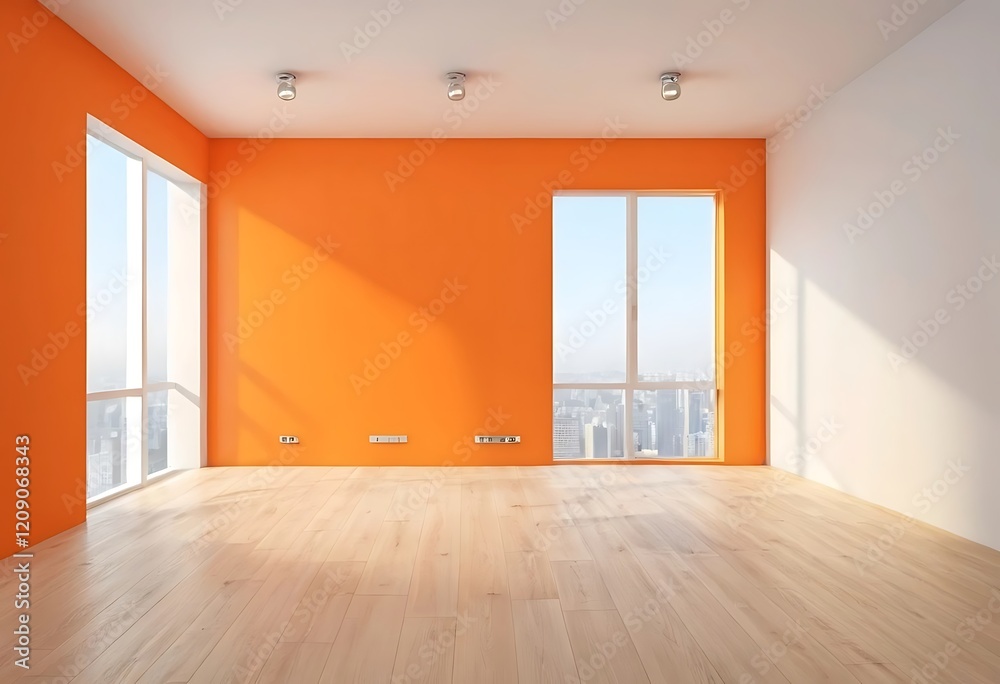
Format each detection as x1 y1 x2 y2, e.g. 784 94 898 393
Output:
552 192 719 460
86 118 205 502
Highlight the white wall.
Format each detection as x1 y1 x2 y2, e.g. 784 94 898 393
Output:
768 0 1000 551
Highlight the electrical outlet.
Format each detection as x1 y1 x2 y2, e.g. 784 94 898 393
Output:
279 435 299 444
370 435 408 443
474 435 521 444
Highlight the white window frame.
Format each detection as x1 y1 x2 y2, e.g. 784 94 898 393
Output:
85 115 208 506
552 190 723 462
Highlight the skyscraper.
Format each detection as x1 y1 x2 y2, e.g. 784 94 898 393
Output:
584 423 609 459
689 391 705 434
554 416 582 458
687 431 709 457
655 390 687 457
614 401 625 457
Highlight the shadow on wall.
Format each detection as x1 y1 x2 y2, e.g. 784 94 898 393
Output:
767 0 1000 549
208 140 572 467
214 203 486 467
206 137 768 468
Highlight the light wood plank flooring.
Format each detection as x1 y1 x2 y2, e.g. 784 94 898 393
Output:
2 465 1000 683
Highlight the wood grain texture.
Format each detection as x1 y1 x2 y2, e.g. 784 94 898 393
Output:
4 465 999 683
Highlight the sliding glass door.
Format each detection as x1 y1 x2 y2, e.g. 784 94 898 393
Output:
86 123 204 502
552 192 718 460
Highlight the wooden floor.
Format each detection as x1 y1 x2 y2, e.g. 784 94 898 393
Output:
3 466 1000 683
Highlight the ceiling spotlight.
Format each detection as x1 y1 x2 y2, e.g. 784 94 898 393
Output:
446 72 466 102
660 72 681 101
276 73 297 101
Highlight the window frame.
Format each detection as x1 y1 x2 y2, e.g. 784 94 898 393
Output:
85 115 208 506
551 190 724 462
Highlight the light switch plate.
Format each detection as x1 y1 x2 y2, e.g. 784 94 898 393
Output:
474 435 520 444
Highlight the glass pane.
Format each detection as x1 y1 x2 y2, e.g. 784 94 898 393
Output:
147 172 169 384
147 170 201 387
87 396 141 499
553 388 625 460
633 389 716 458
553 196 627 383
86 136 142 392
147 390 169 475
147 388 201 475
637 196 715 382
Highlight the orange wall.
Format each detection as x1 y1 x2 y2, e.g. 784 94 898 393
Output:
208 138 766 468
0 0 766 560
0 0 208 558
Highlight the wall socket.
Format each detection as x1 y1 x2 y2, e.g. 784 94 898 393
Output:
474 435 520 444
370 435 408 444
279 435 299 444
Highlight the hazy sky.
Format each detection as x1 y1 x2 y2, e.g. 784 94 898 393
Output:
90 144 714 391
86 137 170 391
147 171 169 383
553 195 715 382
86 136 130 392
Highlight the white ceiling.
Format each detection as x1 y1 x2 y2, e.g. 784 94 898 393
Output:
51 0 963 138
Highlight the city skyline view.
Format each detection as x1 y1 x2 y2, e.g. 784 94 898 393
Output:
553 194 716 383
86 136 198 498
553 194 717 458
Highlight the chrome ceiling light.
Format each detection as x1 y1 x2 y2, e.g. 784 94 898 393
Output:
446 72 466 101
660 72 682 101
276 73 297 101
